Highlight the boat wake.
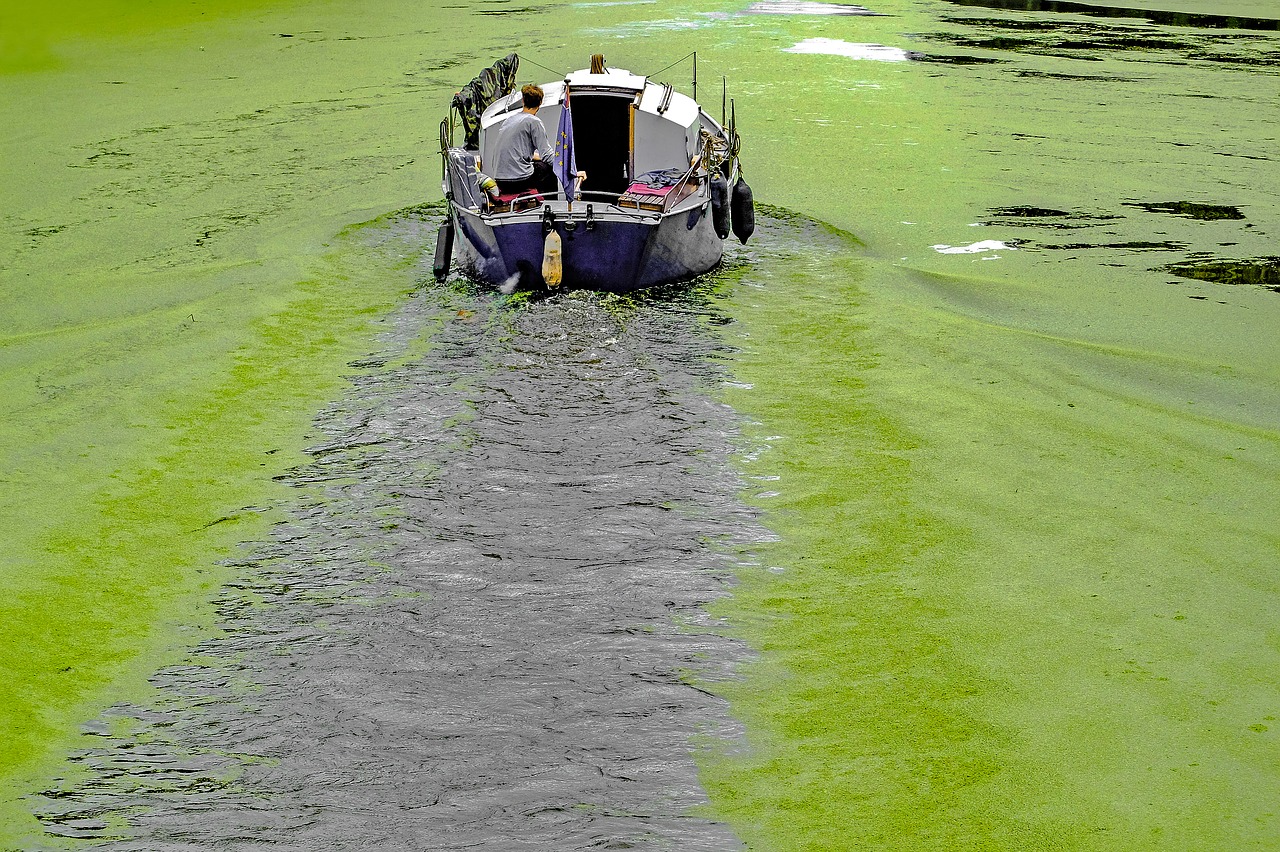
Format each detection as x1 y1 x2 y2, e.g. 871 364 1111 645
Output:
28 205 860 851
27 208 782 851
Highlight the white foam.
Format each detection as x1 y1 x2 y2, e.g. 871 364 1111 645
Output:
497 272 521 294
748 1 874 15
931 240 1017 254
784 38 910 62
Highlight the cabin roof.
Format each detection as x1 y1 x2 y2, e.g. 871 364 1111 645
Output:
480 67 702 130
564 68 647 91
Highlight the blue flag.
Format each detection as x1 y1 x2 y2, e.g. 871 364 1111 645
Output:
554 85 577 200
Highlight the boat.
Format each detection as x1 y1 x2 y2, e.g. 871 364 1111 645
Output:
435 53 754 292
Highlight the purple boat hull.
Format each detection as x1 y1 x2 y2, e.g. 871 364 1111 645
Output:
451 199 724 292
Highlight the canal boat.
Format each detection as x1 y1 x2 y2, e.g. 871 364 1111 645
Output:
435 53 753 292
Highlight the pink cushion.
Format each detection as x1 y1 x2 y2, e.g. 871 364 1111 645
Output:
624 182 674 197
495 190 542 203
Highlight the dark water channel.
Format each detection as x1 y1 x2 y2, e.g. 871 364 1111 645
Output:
30 212 785 850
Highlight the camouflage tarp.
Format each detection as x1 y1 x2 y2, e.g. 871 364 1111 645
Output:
451 53 520 150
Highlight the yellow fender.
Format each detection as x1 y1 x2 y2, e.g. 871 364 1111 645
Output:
542 230 563 289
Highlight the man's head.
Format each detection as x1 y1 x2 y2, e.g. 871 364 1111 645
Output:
521 84 544 110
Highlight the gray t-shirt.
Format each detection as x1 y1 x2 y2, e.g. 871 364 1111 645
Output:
492 111 553 180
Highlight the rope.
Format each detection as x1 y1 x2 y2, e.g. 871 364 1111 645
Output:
646 51 696 79
516 54 567 80
700 129 733 170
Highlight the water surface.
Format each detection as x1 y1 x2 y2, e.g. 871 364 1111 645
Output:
3 0 1279 849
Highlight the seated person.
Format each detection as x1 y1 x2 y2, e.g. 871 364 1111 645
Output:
476 169 500 203
492 84 560 197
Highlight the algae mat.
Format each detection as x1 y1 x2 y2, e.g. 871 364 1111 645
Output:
3 0 1280 849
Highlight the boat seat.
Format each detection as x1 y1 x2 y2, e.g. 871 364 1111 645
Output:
619 182 673 211
488 190 544 213
619 177 696 211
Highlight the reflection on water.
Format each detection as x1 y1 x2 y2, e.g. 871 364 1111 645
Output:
1160 256 1280 291
27 209 845 851
923 10 1280 68
1034 239 1187 251
938 0 1280 31
1126 201 1246 220
904 0 1278 301
984 206 1124 229
745 1 882 15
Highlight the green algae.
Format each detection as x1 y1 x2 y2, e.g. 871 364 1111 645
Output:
0 3 471 842
705 245 1280 846
3 0 1280 848
0 219 430 844
701 225 1039 849
506 19 1267 831
0 1 298 73
645 0 1279 847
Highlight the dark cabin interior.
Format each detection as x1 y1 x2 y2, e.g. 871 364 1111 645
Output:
569 94 632 197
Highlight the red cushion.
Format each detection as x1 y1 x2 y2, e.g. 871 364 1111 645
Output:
624 182 674 197
495 190 543 203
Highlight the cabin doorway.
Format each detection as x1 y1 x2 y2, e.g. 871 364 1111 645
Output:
570 94 631 198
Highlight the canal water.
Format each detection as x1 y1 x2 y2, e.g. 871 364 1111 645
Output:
27 210 798 849
2 0 1278 849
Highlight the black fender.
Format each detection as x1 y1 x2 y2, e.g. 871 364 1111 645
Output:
710 174 730 240
731 177 755 244
433 216 454 281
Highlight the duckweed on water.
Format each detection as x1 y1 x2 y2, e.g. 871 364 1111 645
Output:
3 0 1280 848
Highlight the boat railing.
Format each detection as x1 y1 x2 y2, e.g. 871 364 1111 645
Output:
459 184 704 216
663 161 704 212
577 190 626 210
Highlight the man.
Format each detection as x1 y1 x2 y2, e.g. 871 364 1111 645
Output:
492 84 560 197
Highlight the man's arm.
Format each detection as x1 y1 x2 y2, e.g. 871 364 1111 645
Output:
530 119 553 161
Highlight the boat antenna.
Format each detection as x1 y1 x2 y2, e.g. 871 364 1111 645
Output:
693 52 697 103
722 77 726 125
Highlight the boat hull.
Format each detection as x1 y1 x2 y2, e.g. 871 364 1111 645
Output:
451 200 723 292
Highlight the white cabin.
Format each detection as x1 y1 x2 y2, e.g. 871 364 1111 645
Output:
478 68 717 199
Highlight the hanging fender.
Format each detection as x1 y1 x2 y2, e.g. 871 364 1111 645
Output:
710 174 730 240
433 216 454 281
542 230 564 289
731 176 755 245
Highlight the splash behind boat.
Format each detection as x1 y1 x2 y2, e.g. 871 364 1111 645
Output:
436 54 753 292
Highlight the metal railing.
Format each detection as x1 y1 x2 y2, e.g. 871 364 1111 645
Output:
440 152 708 217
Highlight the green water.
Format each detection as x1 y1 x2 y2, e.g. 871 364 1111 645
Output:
3 0 1278 848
